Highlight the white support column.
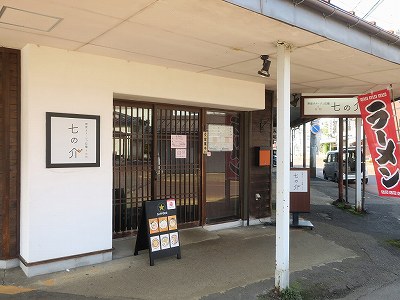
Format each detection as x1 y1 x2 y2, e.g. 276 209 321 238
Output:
275 42 291 290
355 118 362 211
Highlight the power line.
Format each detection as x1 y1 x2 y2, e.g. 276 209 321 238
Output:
362 0 384 19
352 0 363 11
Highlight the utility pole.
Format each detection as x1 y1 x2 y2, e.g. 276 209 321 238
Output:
338 118 344 202
309 120 318 178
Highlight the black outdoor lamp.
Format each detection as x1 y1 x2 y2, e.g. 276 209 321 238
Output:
258 55 271 77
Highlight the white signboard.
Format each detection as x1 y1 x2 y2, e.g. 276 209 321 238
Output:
171 135 187 149
303 97 360 117
290 170 308 193
46 112 100 168
207 124 233 152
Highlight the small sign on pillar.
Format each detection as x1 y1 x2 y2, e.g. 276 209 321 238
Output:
290 168 313 229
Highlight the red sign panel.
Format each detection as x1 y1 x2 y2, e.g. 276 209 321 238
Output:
358 89 400 197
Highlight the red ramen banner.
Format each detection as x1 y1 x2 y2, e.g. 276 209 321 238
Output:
357 89 400 197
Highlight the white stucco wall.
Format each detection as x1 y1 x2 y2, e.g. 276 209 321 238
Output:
20 44 265 263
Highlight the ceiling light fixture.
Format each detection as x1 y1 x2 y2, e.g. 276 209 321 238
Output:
258 55 271 77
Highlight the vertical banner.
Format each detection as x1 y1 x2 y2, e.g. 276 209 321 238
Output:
357 89 400 197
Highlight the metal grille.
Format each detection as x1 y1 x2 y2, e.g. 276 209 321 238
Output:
113 104 153 236
113 102 201 237
156 108 200 225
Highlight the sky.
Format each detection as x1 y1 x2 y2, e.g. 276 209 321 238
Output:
330 0 400 33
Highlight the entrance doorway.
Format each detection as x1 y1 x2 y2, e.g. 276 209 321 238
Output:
113 101 201 237
205 111 241 223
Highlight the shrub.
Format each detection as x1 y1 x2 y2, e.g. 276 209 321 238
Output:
280 287 302 300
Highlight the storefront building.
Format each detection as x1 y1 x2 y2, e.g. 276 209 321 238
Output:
1 0 400 278
0 44 273 276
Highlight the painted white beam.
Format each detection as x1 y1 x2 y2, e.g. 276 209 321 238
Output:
275 42 291 290
355 118 362 211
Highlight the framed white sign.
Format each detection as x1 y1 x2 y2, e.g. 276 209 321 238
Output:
207 124 233 152
302 97 360 117
46 112 100 168
290 170 308 193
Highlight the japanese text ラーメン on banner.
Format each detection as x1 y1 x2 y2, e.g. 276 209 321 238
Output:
357 89 400 197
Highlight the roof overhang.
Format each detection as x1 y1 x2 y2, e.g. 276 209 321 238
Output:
0 0 399 99
227 0 400 64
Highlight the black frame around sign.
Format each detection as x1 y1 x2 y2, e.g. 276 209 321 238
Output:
46 112 100 168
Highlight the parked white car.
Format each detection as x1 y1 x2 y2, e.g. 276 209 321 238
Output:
323 149 368 184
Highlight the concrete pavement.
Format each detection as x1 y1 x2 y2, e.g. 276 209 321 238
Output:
1 177 400 299
339 277 400 300
0 225 356 299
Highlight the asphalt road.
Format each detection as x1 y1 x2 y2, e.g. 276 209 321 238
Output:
314 160 379 196
204 177 400 299
305 179 400 300
316 168 379 196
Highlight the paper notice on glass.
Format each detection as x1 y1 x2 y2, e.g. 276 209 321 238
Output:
171 135 187 149
175 148 187 159
207 124 233 151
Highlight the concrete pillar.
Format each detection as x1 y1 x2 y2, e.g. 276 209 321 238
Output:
275 42 291 290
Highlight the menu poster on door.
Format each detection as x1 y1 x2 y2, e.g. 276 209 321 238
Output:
134 199 181 266
171 135 187 149
175 148 187 159
207 124 234 152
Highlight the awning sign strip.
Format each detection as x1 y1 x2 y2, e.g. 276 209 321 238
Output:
302 97 360 117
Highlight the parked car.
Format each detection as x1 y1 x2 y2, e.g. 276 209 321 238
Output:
323 149 368 183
